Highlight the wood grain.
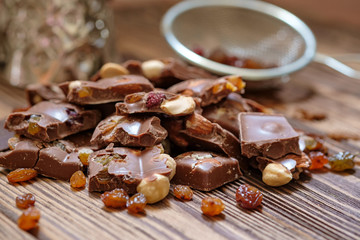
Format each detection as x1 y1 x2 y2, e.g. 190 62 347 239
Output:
0 1 360 240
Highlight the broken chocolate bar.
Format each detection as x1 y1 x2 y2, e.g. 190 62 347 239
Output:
91 115 167 148
5 101 101 142
167 75 245 107
59 75 154 105
26 83 66 106
163 113 244 168
239 113 301 159
202 93 253 136
116 91 196 117
171 151 242 191
0 119 14 151
88 145 175 193
123 58 216 88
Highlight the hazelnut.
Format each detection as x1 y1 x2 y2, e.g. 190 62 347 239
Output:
99 62 129 78
136 174 170 204
141 60 165 79
160 95 195 116
262 162 292 187
163 154 176 180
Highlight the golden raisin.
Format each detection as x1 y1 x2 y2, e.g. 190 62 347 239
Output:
309 151 328 170
328 151 356 171
212 83 225 94
18 207 40 231
7 168 37 183
27 115 41 135
77 87 92 98
16 193 35 209
126 193 147 213
173 185 193 201
101 189 129 209
201 197 225 216
236 184 263 209
78 148 93 166
70 171 86 188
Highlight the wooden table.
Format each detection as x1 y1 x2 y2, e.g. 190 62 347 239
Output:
1 1 360 239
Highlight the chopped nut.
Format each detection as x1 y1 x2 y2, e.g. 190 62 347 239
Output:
141 60 165 79
136 174 170 204
185 114 214 135
99 62 129 78
262 162 292 187
69 80 82 91
160 95 195 116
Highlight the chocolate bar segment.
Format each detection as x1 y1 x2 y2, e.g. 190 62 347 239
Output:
26 83 65 105
91 115 167 148
167 75 245 107
59 75 154 105
0 119 14 151
5 101 101 142
88 145 174 193
124 58 216 88
116 91 196 117
239 113 301 159
163 113 244 167
172 151 241 191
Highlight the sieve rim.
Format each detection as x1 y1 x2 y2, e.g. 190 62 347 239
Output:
161 0 317 81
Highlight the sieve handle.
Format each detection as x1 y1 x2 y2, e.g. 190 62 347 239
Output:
314 53 360 79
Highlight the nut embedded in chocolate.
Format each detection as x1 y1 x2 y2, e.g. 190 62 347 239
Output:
90 114 168 148
5 101 101 142
171 151 242 191
239 112 301 159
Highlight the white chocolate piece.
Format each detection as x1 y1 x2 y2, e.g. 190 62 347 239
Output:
99 62 129 78
262 162 293 187
137 174 170 204
141 60 165 79
160 95 195 116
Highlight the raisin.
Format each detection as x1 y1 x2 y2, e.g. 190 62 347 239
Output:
18 207 40 231
308 151 328 170
146 92 166 108
126 193 147 213
16 193 36 209
77 86 92 98
78 148 93 166
101 189 129 208
7 168 37 183
328 151 356 171
65 108 83 126
304 136 323 151
236 184 263 209
201 197 225 216
173 185 193 201
70 171 86 188
192 46 204 56
27 114 41 135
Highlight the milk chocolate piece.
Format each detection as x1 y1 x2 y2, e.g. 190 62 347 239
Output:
0 119 14 151
255 152 311 180
202 93 252 136
239 113 301 159
123 58 215 88
5 101 101 142
59 75 154 105
91 115 167 148
88 145 173 193
171 151 242 191
26 83 65 105
116 91 196 117
167 75 245 107
163 113 244 167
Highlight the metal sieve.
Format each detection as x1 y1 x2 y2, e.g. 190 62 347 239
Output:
161 0 360 88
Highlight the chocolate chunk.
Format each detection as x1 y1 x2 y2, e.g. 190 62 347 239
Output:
171 151 242 191
116 91 196 117
163 113 244 167
88 145 174 193
5 101 101 142
36 147 82 181
91 115 167 148
239 113 301 159
202 93 252 136
124 58 216 88
26 83 65 105
256 152 311 180
167 75 245 107
59 75 154 105
0 137 41 169
0 119 15 151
